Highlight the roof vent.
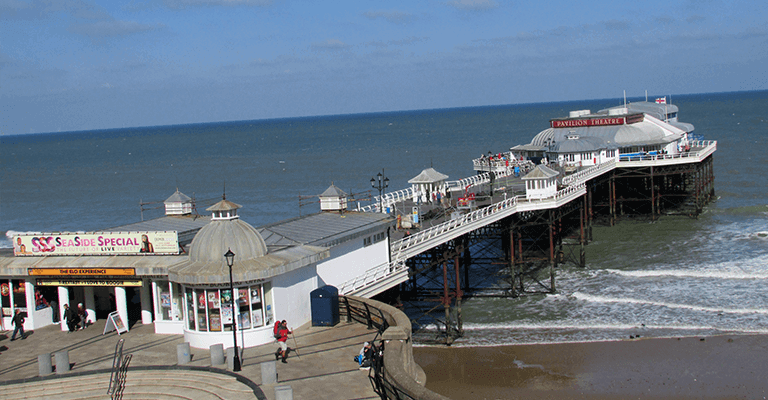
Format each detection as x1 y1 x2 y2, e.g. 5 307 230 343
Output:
569 110 591 118
164 190 193 216
319 183 348 212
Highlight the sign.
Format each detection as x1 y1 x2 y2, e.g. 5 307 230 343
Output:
28 268 135 276
36 279 143 287
550 117 625 128
13 231 179 256
103 311 129 335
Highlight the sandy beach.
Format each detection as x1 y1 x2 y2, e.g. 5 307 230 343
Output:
413 334 768 399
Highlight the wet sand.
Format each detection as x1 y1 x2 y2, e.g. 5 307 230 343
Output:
413 335 768 399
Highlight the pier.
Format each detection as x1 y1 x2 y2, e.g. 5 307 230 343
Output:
341 140 717 344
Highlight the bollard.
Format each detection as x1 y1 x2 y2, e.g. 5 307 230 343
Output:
54 350 70 374
210 344 225 366
226 346 242 371
177 342 191 365
38 353 53 376
261 360 277 384
275 385 293 400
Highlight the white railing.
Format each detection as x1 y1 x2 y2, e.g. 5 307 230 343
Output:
338 260 408 295
618 141 716 163
357 187 419 213
561 160 617 186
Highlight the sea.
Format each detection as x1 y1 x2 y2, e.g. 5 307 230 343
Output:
2 90 767 346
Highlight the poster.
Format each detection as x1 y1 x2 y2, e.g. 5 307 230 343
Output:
239 310 251 329
198 293 206 309
252 309 263 327
221 290 232 306
208 291 220 308
221 305 233 324
13 231 179 256
160 292 171 308
238 289 248 306
209 310 221 331
197 314 208 331
250 287 261 304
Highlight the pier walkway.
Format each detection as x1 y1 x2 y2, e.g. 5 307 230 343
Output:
0 320 380 399
341 141 717 297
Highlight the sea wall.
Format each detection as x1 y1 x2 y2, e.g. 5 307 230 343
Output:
345 295 450 400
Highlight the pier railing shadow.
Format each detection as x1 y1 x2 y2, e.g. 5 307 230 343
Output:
341 295 450 400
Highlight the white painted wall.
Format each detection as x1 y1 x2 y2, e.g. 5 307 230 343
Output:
271 264 318 333
316 236 389 287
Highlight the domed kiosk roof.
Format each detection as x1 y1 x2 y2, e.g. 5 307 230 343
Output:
169 198 328 285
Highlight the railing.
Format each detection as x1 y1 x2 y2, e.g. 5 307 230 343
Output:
338 260 407 295
107 338 132 400
358 187 419 213
561 160 616 186
618 141 717 163
341 296 450 400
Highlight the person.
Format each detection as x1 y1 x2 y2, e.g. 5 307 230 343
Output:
274 320 292 363
358 341 374 370
77 303 88 330
140 234 154 253
64 304 79 332
10 309 25 341
50 299 59 323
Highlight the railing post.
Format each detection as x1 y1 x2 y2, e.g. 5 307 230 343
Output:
364 302 373 329
344 296 352 323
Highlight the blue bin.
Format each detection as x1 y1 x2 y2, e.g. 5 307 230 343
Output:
310 285 340 326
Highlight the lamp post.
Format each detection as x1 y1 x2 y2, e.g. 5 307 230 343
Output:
370 170 389 213
224 248 241 372
487 151 494 197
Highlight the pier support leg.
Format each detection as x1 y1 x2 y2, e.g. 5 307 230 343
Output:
549 211 556 293
454 254 463 336
442 261 452 344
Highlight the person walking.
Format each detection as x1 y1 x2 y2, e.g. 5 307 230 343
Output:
64 304 79 332
10 309 26 341
274 320 293 363
77 303 88 330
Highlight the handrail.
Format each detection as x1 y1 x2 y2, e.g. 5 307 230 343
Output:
107 338 125 396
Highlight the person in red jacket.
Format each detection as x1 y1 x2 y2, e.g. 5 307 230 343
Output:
274 320 292 363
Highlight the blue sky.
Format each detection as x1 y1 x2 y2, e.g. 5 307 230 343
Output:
2 0 767 135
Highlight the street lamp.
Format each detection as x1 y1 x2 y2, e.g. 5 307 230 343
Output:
487 151 494 197
224 248 241 372
370 171 389 213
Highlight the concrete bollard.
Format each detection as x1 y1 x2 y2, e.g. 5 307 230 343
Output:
210 344 225 366
54 350 70 374
226 346 242 371
261 360 277 384
38 353 53 376
177 342 191 365
275 385 293 400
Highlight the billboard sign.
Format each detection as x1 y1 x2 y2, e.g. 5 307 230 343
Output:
13 232 179 256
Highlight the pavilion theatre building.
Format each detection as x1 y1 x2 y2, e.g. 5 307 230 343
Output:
0 187 393 349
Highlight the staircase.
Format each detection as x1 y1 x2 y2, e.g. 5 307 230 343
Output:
0 368 260 400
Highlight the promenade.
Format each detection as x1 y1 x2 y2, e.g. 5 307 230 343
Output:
0 320 381 400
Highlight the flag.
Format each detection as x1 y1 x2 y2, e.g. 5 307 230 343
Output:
655 97 667 104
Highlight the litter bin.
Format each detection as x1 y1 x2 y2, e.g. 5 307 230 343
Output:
310 286 339 326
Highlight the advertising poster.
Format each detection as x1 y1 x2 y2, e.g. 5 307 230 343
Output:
221 305 233 324
238 289 248 306
239 310 251 329
208 291 220 308
12 231 179 256
252 309 263 327
250 287 261 304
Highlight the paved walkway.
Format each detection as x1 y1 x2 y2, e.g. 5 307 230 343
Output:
0 320 381 400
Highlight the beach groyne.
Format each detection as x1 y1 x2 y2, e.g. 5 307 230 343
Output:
342 295 450 400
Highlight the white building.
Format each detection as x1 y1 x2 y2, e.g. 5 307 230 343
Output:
0 189 394 349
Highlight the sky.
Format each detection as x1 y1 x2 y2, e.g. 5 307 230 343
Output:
1 0 767 135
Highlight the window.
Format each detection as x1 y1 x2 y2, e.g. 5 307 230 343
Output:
184 284 268 332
